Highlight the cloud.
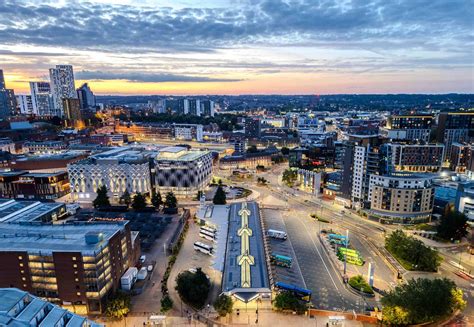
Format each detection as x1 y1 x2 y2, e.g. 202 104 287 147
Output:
0 0 471 54
75 70 242 82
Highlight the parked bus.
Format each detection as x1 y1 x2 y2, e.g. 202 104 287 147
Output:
270 253 292 268
267 229 288 240
199 229 216 242
193 241 213 255
328 233 349 245
275 282 312 302
201 225 216 234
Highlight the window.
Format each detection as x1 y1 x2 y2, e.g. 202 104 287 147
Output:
76 292 81 296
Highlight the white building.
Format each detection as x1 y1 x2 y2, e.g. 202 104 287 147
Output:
49 65 77 117
16 95 36 116
297 169 321 194
154 146 213 197
0 138 15 153
30 81 53 116
173 124 203 142
68 147 153 203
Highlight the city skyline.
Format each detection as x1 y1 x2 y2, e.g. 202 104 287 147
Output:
1 0 473 95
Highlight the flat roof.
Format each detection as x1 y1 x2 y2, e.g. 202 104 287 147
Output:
0 221 128 255
0 200 65 223
222 202 270 293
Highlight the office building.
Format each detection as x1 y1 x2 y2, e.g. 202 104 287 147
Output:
0 138 15 153
0 199 66 223
30 81 53 116
173 124 203 142
436 112 474 161
68 148 153 202
63 98 82 121
49 65 77 117
0 70 5 89
77 83 96 109
188 99 201 116
230 136 247 155
384 143 445 172
0 221 139 313
114 121 174 141
23 140 67 154
455 182 474 223
368 173 435 224
0 70 14 118
219 151 272 171
450 143 473 173
16 95 36 116
0 171 70 200
0 288 102 326
245 117 261 139
383 114 434 142
297 169 321 195
154 146 213 197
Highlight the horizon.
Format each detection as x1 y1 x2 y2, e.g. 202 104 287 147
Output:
2 0 473 95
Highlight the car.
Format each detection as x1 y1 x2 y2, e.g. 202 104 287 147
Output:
140 255 146 263
341 210 346 214
188 268 210 280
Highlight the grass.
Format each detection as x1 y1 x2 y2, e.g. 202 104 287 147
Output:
385 247 416 271
407 223 438 232
348 275 374 294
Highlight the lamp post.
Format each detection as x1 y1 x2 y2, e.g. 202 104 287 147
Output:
343 229 349 282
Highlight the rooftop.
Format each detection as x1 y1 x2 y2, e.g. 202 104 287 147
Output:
156 147 210 162
0 221 128 255
222 202 270 298
0 288 102 326
0 199 65 223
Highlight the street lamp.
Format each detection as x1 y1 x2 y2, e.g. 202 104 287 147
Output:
343 229 349 281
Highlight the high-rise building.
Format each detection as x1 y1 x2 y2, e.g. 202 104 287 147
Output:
245 117 261 139
383 114 434 142
200 100 215 117
383 143 445 173
188 99 201 116
77 83 96 109
0 70 5 89
436 112 474 161
49 65 77 117
16 95 36 116
0 69 14 118
30 81 53 116
63 98 82 121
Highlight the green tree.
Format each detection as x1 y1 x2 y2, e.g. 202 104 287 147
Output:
281 147 290 155
165 191 178 209
213 185 227 205
151 191 162 209
385 230 441 271
104 291 131 319
160 295 173 313
282 169 298 187
273 291 306 314
213 294 233 317
382 278 466 325
119 189 132 208
437 211 468 241
131 192 147 211
93 185 111 208
175 268 211 309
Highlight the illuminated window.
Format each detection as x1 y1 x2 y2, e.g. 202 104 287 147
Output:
73 264 77 268
77 292 81 296
18 256 23 260
19 263 24 267
75 278 79 282
72 257 77 261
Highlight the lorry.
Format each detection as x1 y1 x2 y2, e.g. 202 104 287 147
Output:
121 267 138 291
137 267 148 280
267 229 288 240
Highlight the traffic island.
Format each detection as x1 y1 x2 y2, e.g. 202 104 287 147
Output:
347 275 375 298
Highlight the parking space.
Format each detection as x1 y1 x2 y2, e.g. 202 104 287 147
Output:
262 208 306 288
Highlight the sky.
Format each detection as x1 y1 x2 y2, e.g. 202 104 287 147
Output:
1 0 473 95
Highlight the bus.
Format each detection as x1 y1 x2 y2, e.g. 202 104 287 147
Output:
201 225 216 234
338 247 360 256
267 229 288 240
328 233 349 245
270 253 292 268
275 282 312 302
199 229 216 242
193 241 213 255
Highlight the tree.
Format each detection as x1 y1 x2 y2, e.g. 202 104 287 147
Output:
437 211 468 241
246 145 258 153
282 169 298 187
195 190 204 201
273 291 306 314
213 294 233 317
165 191 177 209
119 189 132 208
132 192 147 211
160 295 173 313
213 185 227 205
151 191 162 209
281 147 290 155
93 185 110 208
385 230 441 272
175 268 211 309
382 278 466 325
104 291 131 319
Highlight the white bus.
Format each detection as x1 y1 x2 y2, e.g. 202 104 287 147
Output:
199 229 216 242
267 229 288 240
194 241 213 255
201 225 216 234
